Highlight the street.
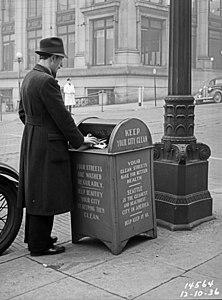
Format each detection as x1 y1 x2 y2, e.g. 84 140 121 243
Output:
1 100 221 185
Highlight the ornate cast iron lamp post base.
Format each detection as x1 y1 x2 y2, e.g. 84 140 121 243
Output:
153 0 214 230
154 95 214 230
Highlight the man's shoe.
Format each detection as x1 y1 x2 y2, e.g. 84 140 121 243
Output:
30 245 65 257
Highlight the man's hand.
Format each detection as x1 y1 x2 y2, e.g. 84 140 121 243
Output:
84 135 98 145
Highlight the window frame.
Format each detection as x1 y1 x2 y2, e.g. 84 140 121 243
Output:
57 0 75 11
209 0 222 17
27 29 42 70
2 0 15 22
27 0 42 18
92 17 114 66
57 24 75 68
2 34 14 71
141 17 163 66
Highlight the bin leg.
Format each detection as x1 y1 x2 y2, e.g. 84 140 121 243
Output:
102 239 129 255
141 228 157 239
72 232 87 243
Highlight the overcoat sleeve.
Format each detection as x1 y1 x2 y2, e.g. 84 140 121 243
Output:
41 76 84 149
18 98 25 125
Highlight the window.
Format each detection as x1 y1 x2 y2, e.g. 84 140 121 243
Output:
27 30 42 69
2 0 15 71
149 0 163 3
192 32 196 69
92 18 114 65
57 24 75 67
87 88 114 105
56 2 75 68
192 0 197 14
28 0 42 17
27 0 42 69
141 0 163 3
209 30 222 69
2 0 15 22
215 78 222 84
3 34 14 71
93 0 108 3
57 0 75 11
209 0 222 17
0 89 13 111
141 17 162 66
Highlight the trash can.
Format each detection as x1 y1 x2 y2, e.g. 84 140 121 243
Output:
69 117 157 254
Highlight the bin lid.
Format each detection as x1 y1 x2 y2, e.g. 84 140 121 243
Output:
77 117 152 154
77 117 122 141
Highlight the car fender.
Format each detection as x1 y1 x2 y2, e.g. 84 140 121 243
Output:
213 89 222 95
0 162 19 183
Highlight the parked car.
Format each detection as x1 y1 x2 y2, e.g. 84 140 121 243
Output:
194 77 222 104
0 162 23 255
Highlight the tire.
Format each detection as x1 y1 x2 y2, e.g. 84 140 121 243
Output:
213 92 222 103
0 176 23 255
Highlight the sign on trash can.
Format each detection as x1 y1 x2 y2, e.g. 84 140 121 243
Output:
69 117 157 254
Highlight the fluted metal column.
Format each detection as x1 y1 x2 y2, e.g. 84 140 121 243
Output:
162 0 195 145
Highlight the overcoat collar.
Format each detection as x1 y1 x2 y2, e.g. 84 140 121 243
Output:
33 64 52 76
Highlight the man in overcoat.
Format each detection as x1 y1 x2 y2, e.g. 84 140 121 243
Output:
17 37 97 256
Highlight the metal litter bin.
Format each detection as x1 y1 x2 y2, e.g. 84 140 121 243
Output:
69 117 157 254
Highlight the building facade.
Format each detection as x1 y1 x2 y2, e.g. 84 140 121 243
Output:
0 0 222 110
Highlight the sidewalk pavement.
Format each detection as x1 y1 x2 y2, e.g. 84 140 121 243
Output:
0 101 222 300
0 193 222 300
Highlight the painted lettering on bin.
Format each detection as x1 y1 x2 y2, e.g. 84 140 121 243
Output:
76 163 105 221
119 158 150 227
116 127 148 149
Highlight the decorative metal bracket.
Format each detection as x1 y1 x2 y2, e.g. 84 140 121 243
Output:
154 141 211 164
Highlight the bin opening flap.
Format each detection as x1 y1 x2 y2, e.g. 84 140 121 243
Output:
76 117 153 153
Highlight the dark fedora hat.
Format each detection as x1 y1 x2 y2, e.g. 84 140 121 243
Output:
35 37 68 58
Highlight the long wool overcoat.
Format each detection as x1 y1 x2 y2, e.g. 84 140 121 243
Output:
17 64 84 216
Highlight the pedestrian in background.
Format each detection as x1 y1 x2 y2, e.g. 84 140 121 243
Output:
17 37 97 256
64 78 75 113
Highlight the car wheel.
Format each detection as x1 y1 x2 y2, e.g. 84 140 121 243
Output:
0 176 23 255
213 92 222 103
